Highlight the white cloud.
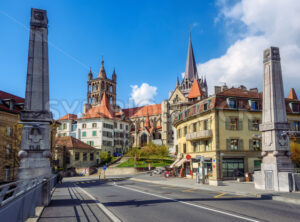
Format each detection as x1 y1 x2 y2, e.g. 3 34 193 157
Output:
201 0 300 96
130 83 157 106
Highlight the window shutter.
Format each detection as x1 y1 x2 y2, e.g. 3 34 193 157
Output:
225 118 230 130
238 119 243 130
249 139 253 151
238 139 243 150
248 119 252 131
226 139 230 150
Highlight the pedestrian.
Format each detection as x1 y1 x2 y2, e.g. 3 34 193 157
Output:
58 171 63 184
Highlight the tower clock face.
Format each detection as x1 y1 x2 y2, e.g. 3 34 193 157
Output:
34 11 44 21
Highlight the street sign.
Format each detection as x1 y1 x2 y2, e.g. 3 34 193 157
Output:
103 165 107 171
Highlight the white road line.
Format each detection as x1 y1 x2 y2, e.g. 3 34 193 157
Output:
74 184 121 222
114 183 261 222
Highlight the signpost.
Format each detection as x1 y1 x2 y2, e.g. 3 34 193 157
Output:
103 165 107 180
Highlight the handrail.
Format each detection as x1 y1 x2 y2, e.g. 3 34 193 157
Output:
0 175 56 207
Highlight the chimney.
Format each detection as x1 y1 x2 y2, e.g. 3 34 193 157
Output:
250 88 258 93
239 85 247 90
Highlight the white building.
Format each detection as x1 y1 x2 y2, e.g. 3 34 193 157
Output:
57 93 129 155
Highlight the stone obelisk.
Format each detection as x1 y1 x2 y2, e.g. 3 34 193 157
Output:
18 8 53 181
254 47 294 192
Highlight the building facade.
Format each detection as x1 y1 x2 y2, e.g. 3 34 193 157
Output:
0 91 24 184
54 136 98 173
57 93 130 155
173 86 300 185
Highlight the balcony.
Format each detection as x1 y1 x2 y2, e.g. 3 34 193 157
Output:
186 130 212 141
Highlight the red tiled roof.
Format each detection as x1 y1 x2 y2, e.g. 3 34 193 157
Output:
81 92 115 119
55 136 95 149
288 88 298 100
122 104 161 118
0 90 24 114
217 87 262 99
58 114 78 121
188 79 204 99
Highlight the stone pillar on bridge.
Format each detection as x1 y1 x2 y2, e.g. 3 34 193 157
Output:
18 8 53 202
254 47 294 192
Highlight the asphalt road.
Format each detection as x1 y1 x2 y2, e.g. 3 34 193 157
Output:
72 177 300 222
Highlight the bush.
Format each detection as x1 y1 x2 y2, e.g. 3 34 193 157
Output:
100 151 112 164
127 147 141 157
140 142 169 158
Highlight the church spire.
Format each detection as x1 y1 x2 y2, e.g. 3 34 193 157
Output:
184 32 198 81
98 58 107 79
176 75 180 87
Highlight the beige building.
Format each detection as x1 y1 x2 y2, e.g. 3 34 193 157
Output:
0 91 24 184
173 86 300 185
54 136 98 174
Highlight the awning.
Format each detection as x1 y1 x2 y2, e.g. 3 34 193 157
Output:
175 158 187 168
170 158 180 168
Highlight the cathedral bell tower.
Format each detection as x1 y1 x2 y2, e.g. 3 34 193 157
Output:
84 59 117 113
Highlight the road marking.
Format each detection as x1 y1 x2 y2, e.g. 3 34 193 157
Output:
81 182 85 184
74 184 121 222
114 184 261 222
92 181 96 183
214 193 226 198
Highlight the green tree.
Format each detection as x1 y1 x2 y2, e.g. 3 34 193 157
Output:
100 151 112 164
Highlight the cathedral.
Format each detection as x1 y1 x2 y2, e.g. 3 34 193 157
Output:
168 33 207 119
57 32 207 152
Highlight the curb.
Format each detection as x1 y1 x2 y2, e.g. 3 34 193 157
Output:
130 178 300 205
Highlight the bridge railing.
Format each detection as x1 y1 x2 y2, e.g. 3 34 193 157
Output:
0 174 57 222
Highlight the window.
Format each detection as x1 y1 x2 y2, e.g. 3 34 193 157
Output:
6 144 12 158
71 124 77 131
83 153 87 161
204 140 210 151
193 142 200 152
204 103 208 111
184 126 187 136
120 124 123 129
92 131 97 136
63 123 67 130
103 131 112 138
228 99 237 109
103 140 112 146
82 131 86 137
203 119 209 130
103 123 113 129
90 153 94 161
291 103 300 113
175 145 178 154
294 121 300 131
183 144 187 153
92 123 97 128
66 154 70 164
227 139 240 151
178 129 181 138
114 122 117 128
7 127 13 137
75 152 80 161
126 125 128 130
230 118 238 130
249 139 261 151
251 101 259 110
249 119 260 131
4 166 10 182
193 123 197 132
82 123 87 129
87 141 94 146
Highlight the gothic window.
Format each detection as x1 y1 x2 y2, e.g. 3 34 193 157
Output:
92 96 95 104
88 84 91 93
101 81 104 90
92 84 95 92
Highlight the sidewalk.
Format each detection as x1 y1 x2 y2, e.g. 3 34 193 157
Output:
38 182 113 222
133 174 300 205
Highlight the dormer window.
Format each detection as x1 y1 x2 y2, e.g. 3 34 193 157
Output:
251 100 259 110
290 103 300 113
228 98 237 109
204 103 208 111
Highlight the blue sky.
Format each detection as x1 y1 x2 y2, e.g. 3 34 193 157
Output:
1 0 300 118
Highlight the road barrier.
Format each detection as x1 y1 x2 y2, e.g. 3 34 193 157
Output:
0 174 57 222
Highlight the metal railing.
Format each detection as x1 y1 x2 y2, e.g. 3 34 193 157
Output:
0 174 57 222
186 130 212 141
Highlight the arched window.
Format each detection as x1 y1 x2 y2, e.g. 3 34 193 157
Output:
88 84 91 93
141 134 147 145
